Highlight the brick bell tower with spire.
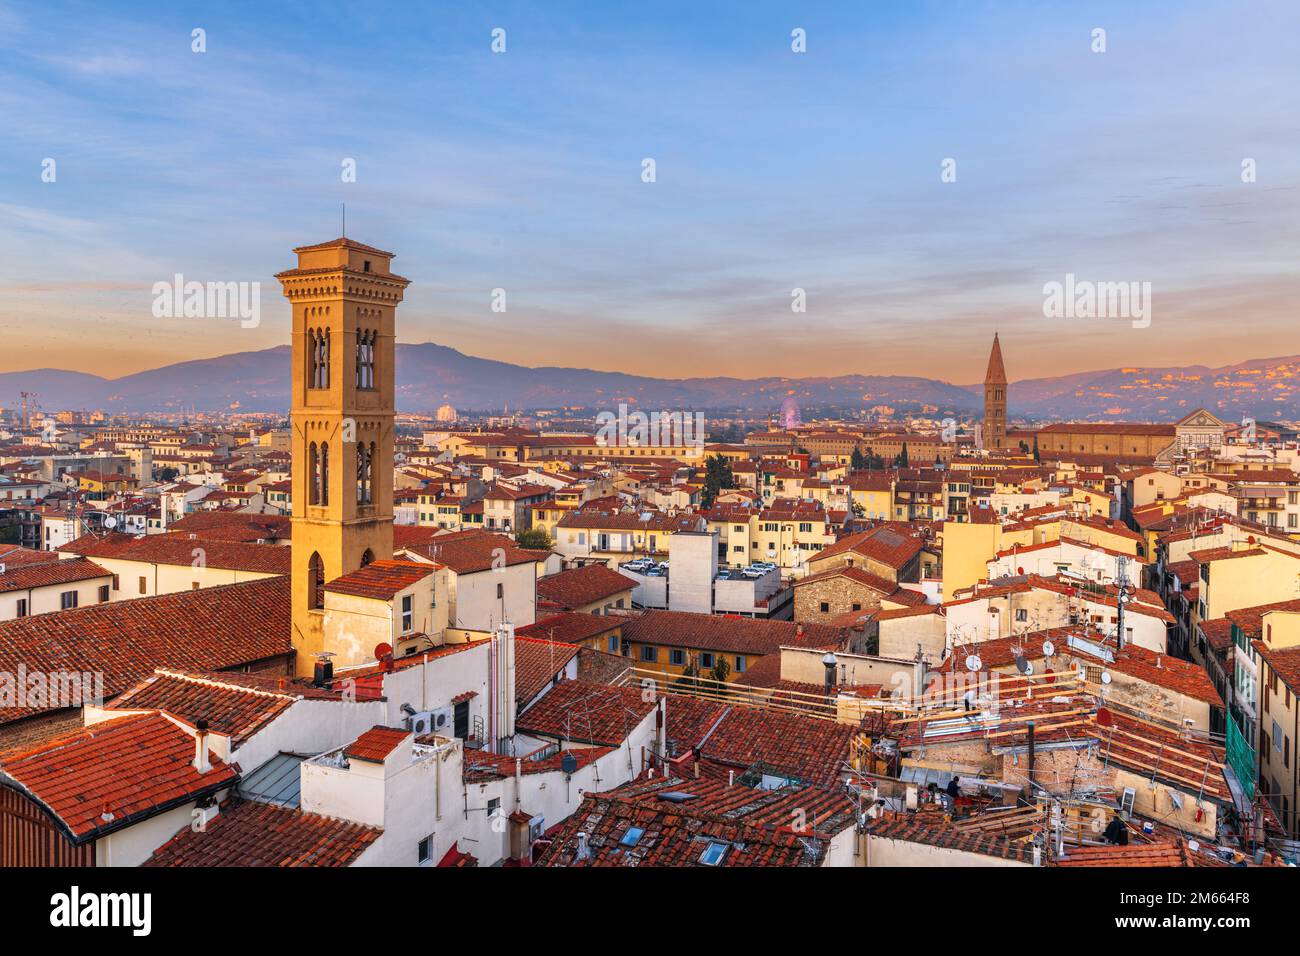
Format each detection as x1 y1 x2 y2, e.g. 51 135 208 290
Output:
983 333 1008 451
276 237 409 676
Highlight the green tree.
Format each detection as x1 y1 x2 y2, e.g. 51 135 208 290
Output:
894 442 910 468
850 447 866 470
514 527 553 550
157 466 179 482
700 454 735 510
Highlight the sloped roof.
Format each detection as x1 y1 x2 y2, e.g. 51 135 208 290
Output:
0 713 236 843
537 564 633 609
143 799 379 866
0 575 293 725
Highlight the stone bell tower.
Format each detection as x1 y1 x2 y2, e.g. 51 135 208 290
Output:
983 333 1008 451
276 238 408 675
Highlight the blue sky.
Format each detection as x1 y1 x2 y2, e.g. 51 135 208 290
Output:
0 0 1297 381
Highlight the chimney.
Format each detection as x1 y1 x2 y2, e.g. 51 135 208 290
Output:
822 652 838 699
313 657 333 688
575 832 591 862
193 718 211 774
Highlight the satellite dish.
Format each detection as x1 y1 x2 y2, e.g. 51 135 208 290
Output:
1014 654 1032 676
1041 640 1055 657
561 752 578 775
103 516 118 529
1096 706 1113 727
373 642 393 660
1100 671 1112 685
965 655 983 672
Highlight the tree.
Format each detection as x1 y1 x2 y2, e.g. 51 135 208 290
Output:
894 442 910 468
850 447 866 471
700 454 735 510
514 527 553 550
157 466 179 482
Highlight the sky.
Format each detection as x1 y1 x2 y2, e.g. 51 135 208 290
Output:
0 0 1297 383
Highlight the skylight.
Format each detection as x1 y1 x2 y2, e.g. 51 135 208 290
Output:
620 826 645 847
699 841 728 866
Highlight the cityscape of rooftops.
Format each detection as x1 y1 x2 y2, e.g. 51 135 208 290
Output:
0 0 1294 928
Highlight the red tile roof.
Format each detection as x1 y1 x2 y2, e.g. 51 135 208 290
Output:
402 530 544 574
343 726 410 763
537 564 633 609
142 798 379 866
619 610 842 657
0 575 293 725
517 612 623 646
460 744 612 783
61 531 291 574
662 695 857 787
514 636 581 706
0 713 236 843
107 670 333 745
808 525 923 570
537 774 857 867
324 559 434 600
516 679 656 746
0 556 111 593
1055 840 1197 867
864 812 1034 863
159 511 291 543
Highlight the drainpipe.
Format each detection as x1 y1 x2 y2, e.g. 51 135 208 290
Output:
1024 720 1036 806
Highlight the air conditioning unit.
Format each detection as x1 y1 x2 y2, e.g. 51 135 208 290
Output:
406 705 455 736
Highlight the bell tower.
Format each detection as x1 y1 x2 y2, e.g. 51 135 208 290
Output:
276 238 409 675
983 333 1008 451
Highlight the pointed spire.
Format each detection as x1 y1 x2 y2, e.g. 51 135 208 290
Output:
985 333 1007 385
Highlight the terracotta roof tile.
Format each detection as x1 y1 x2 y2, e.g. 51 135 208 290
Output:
324 559 434 600
517 680 656 746
537 774 856 867
0 576 293 726
619 610 842 657
143 799 379 866
0 713 236 843
537 565 633 609
343 726 410 763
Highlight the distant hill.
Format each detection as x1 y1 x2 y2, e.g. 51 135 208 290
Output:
2 343 1299 422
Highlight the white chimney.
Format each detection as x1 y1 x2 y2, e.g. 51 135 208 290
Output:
193 719 212 773
575 832 591 862
493 621 517 751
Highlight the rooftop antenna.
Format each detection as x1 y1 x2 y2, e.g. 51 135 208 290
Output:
341 202 346 238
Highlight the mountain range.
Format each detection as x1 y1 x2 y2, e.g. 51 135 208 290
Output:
2 343 1299 423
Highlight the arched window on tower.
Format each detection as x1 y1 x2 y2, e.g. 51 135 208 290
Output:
320 328 330 389
307 329 318 389
356 329 375 389
356 441 372 505
308 442 320 505
308 551 325 610
319 440 330 506
360 548 375 568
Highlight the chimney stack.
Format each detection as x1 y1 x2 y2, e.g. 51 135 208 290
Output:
193 718 211 774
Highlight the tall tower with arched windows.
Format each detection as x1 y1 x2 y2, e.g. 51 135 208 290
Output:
277 238 408 675
983 333 1008 451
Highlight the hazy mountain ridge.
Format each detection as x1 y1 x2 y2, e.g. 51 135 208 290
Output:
2 344 1299 422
